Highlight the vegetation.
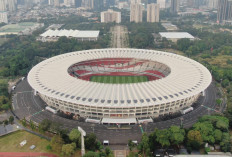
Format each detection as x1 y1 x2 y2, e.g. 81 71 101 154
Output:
0 131 54 153
129 115 231 156
90 75 148 84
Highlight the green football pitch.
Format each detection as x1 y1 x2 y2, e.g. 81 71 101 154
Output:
90 75 148 84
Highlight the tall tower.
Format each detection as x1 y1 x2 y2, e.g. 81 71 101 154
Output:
0 0 7 11
217 0 228 23
54 0 60 7
82 0 94 9
8 0 17 11
130 3 143 22
207 0 218 9
170 0 179 14
75 0 82 7
157 0 166 9
48 0 54 5
147 3 160 22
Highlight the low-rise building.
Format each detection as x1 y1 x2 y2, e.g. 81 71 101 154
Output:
38 29 100 42
0 11 8 23
159 32 195 42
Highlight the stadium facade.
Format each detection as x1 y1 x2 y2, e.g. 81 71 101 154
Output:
28 49 212 124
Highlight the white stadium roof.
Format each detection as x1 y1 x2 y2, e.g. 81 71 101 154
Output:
40 29 100 38
159 32 195 39
28 49 211 108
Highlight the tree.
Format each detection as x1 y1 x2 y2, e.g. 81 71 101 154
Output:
169 126 185 148
68 128 81 143
62 142 76 157
155 129 170 148
138 133 151 157
187 130 203 150
216 99 222 105
29 120 36 130
9 116 14 124
39 119 51 132
21 117 27 127
85 133 98 151
220 133 231 152
128 140 136 151
177 38 191 52
214 129 222 143
105 147 113 157
50 122 62 133
50 135 64 153
4 119 8 126
216 120 228 132
193 122 214 143
83 151 99 157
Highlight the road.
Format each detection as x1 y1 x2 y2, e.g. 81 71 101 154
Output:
12 78 218 145
110 25 129 48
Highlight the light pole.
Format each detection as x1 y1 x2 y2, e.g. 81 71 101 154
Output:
78 126 86 156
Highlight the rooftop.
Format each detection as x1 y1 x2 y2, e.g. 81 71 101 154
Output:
159 32 195 39
40 29 100 38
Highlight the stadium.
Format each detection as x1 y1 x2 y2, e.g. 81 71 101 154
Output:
28 48 212 124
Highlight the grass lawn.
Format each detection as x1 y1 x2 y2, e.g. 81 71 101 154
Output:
0 130 52 153
90 75 148 84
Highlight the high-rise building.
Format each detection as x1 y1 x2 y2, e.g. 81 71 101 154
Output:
0 11 8 23
75 0 82 7
82 0 94 9
54 0 60 7
227 1 232 19
64 0 72 6
170 0 179 14
101 9 121 23
131 0 141 4
157 0 166 8
48 0 54 5
94 0 104 10
0 0 7 11
147 3 160 22
217 0 232 23
105 0 115 8
130 3 143 22
148 0 156 4
8 0 17 11
207 0 218 9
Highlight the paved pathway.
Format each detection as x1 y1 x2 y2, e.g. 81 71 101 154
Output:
111 25 129 48
11 79 218 145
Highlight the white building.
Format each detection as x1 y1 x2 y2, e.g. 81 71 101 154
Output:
101 9 121 23
130 3 143 22
159 32 195 42
157 0 166 9
207 0 218 9
54 0 60 7
0 12 8 24
0 0 7 11
147 3 160 22
82 0 94 9
28 48 211 124
39 29 100 42
130 0 141 4
8 0 17 12
64 0 74 7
